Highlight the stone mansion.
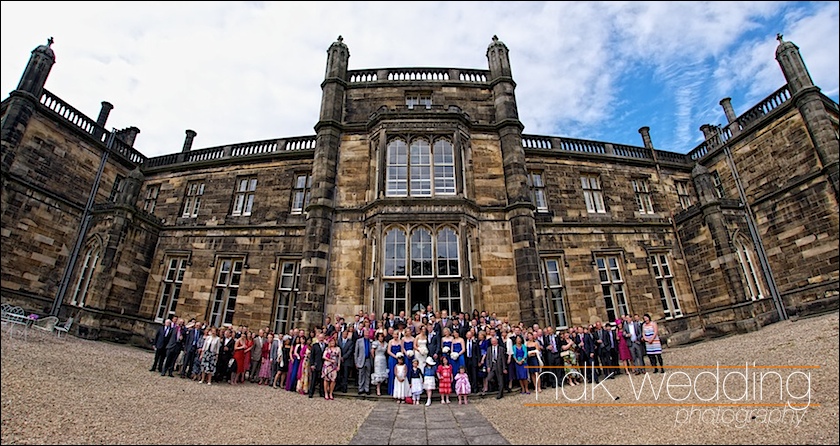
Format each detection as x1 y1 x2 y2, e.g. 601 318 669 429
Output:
1 35 837 346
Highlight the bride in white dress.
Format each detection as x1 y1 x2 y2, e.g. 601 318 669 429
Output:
415 326 429 370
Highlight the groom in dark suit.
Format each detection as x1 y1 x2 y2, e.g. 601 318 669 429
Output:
487 335 507 399
308 333 327 398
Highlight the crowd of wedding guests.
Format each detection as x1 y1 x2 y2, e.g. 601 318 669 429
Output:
149 307 665 404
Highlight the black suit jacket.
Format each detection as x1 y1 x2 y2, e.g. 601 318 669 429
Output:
154 325 171 350
165 325 183 350
427 330 441 358
464 339 480 366
487 344 507 374
310 342 326 371
339 336 355 364
599 329 616 352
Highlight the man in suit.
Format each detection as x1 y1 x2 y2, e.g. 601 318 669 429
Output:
216 329 236 382
580 325 598 384
338 328 355 393
249 329 265 383
598 322 617 379
624 314 645 374
427 318 441 360
150 319 172 372
487 335 507 399
308 332 327 398
464 330 480 392
162 318 184 377
542 326 562 388
354 329 373 395
180 320 203 379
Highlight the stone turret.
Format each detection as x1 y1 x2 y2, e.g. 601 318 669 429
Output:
16 37 56 98
775 34 839 198
486 35 544 326
296 36 350 329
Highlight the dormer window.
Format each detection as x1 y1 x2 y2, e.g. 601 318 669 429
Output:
406 93 432 110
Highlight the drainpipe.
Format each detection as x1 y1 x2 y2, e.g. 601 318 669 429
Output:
722 145 787 321
51 129 116 316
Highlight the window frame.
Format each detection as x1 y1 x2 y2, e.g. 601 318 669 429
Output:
541 257 568 329
154 257 188 323
676 180 692 210
405 93 432 110
143 184 160 214
108 175 125 202
581 174 606 213
272 260 301 335
595 254 629 322
649 253 682 319
70 244 101 307
632 178 655 214
209 258 244 327
231 176 258 217
735 241 764 301
291 173 312 215
385 137 457 198
182 181 205 218
528 170 549 212
711 171 726 199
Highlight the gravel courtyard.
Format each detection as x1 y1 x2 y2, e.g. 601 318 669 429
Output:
476 312 839 445
2 312 838 445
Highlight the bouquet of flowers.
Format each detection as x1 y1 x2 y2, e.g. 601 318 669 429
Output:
418 346 429 356
442 346 450 354
405 349 415 357
450 351 460 360
396 352 404 359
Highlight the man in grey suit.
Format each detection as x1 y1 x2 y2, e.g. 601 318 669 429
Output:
354 329 373 395
623 314 645 374
487 335 507 399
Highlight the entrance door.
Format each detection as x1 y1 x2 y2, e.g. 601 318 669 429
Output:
410 281 431 315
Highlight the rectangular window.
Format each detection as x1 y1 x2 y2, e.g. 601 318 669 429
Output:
632 179 655 214
291 173 312 214
406 93 432 110
595 255 629 323
209 258 244 327
581 175 606 213
182 181 205 218
155 257 188 322
676 181 692 210
272 260 300 335
528 171 549 212
70 247 100 307
542 258 567 328
232 177 258 216
437 281 461 315
143 184 160 214
711 171 726 199
383 281 407 316
650 254 682 319
108 175 125 202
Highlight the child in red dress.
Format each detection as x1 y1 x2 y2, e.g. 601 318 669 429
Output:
436 355 453 404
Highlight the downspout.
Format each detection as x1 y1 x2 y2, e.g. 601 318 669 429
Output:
722 145 787 321
51 129 116 316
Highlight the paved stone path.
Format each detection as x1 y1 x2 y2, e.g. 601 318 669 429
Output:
349 400 509 445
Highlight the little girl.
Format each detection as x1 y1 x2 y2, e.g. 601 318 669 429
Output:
410 359 423 405
423 357 437 406
392 355 410 403
454 365 472 405
436 355 453 404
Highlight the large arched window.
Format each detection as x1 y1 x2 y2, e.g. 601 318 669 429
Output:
735 239 764 301
380 225 464 316
384 228 407 277
437 227 460 276
386 138 457 197
410 227 433 277
70 243 101 307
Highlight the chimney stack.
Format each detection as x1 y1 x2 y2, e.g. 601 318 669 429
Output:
638 126 654 149
182 130 197 152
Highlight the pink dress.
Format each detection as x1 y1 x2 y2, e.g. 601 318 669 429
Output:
454 372 471 395
618 331 632 362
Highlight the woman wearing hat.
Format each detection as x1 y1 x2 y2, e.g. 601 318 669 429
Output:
423 356 437 406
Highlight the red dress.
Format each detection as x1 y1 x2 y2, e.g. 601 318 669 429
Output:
618 331 632 362
233 338 248 374
437 364 453 395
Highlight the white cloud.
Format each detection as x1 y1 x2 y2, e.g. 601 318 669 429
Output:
1 1 837 157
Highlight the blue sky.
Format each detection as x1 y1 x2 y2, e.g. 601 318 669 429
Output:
1 2 837 157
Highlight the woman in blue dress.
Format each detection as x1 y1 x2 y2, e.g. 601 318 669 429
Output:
512 335 529 394
450 330 465 391
284 335 303 392
387 334 404 395
477 331 490 393
402 328 415 373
